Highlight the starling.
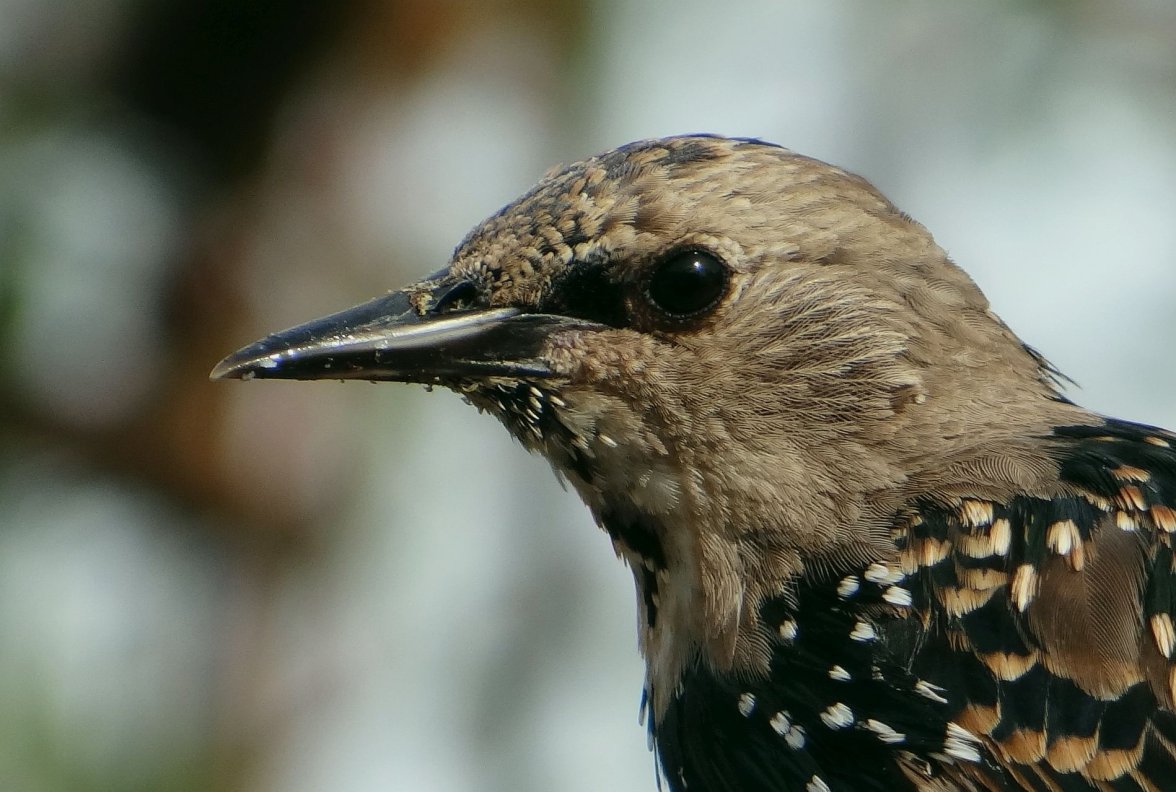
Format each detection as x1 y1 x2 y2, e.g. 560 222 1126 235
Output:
212 136 1176 791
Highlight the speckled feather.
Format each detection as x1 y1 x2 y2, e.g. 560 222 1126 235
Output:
227 135 1176 790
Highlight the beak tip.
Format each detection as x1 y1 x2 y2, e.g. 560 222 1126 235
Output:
209 357 244 381
210 347 277 381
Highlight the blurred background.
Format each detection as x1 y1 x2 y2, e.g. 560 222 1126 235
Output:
1 1 1174 790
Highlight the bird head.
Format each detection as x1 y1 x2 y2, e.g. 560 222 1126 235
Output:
213 136 1073 696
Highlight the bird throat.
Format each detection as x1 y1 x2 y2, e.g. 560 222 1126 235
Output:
600 507 668 627
465 376 715 705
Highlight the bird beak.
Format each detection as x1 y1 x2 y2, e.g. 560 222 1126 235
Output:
210 281 590 384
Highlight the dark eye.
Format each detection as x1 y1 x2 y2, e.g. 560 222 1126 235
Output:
645 249 728 319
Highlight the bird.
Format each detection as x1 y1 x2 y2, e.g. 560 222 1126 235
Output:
212 135 1176 791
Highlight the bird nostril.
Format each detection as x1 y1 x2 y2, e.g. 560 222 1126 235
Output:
432 280 484 314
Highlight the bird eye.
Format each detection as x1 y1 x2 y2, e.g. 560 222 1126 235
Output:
645 249 728 319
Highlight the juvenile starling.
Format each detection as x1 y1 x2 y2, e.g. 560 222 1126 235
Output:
212 136 1176 791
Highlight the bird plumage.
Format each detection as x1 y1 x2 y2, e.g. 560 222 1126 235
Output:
213 135 1176 791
